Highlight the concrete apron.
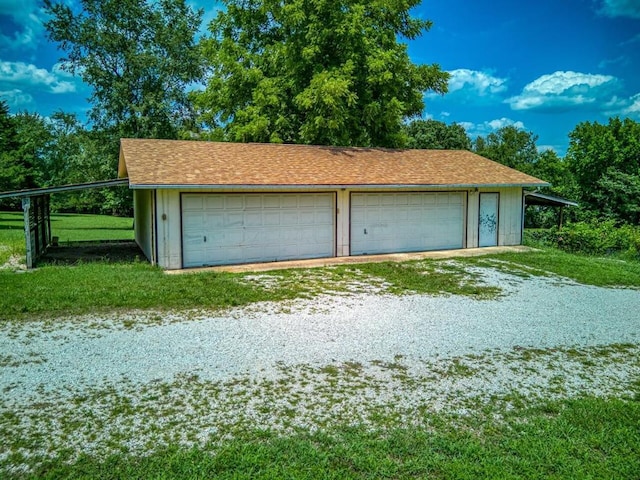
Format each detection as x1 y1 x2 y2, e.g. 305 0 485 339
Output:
165 245 534 275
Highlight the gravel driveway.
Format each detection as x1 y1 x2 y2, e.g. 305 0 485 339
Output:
2 268 639 403
1 265 639 471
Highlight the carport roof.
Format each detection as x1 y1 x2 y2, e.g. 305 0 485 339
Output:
0 178 129 199
118 138 549 189
524 191 578 207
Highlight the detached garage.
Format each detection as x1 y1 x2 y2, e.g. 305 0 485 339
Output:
117 139 548 269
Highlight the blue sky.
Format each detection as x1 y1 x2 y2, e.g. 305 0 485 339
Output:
1 0 639 155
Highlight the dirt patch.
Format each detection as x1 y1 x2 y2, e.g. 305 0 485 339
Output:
0 252 25 271
37 241 145 265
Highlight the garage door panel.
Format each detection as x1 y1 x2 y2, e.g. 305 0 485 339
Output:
264 196 281 208
408 194 422 206
244 196 262 208
224 212 243 228
263 211 280 225
351 192 464 255
244 212 263 227
182 198 202 210
315 195 333 207
259 228 280 243
183 212 204 230
203 196 224 209
281 211 299 226
314 210 329 224
182 193 335 267
206 212 224 228
223 229 243 245
224 196 244 209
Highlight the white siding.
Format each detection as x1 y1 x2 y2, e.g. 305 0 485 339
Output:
497 187 524 246
467 187 524 248
155 189 183 269
336 189 350 257
133 189 154 263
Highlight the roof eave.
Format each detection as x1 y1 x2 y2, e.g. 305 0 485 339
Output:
128 182 549 190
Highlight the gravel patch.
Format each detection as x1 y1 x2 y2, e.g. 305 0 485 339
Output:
1 266 639 472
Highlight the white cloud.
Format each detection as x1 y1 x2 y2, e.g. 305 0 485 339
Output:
621 93 640 115
0 61 77 94
447 69 508 96
458 121 476 132
598 0 640 18
620 33 640 46
600 92 640 119
460 117 526 137
0 88 33 107
0 1 45 50
506 71 618 111
598 55 630 69
487 117 525 130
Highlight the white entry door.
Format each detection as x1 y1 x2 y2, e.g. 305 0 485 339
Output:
350 192 465 255
182 193 335 267
478 193 499 247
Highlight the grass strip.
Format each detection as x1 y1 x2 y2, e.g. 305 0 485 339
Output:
14 395 640 480
470 247 640 288
0 259 499 321
2 247 640 320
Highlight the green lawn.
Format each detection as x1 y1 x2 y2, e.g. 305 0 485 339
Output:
0 211 27 265
468 248 640 288
0 211 133 265
47 212 134 243
19 394 640 479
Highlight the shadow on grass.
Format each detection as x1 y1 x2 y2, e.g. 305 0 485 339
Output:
52 226 134 230
37 241 145 266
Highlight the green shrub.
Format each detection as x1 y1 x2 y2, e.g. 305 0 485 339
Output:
525 221 640 259
523 228 558 247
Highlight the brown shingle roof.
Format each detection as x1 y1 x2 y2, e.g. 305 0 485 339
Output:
118 138 548 188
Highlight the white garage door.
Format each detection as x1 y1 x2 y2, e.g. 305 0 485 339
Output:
351 192 464 255
182 193 335 267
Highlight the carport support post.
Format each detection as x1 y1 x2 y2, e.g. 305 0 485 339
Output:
558 206 564 230
22 197 33 268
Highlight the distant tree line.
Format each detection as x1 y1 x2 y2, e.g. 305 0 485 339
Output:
1 0 639 230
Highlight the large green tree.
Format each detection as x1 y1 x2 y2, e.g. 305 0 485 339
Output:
566 117 640 224
473 125 539 174
0 100 19 154
44 0 203 139
0 103 40 199
404 119 471 150
532 149 574 196
40 112 84 187
524 149 579 228
195 0 449 147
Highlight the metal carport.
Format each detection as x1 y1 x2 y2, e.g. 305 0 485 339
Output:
524 191 579 229
0 179 129 268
